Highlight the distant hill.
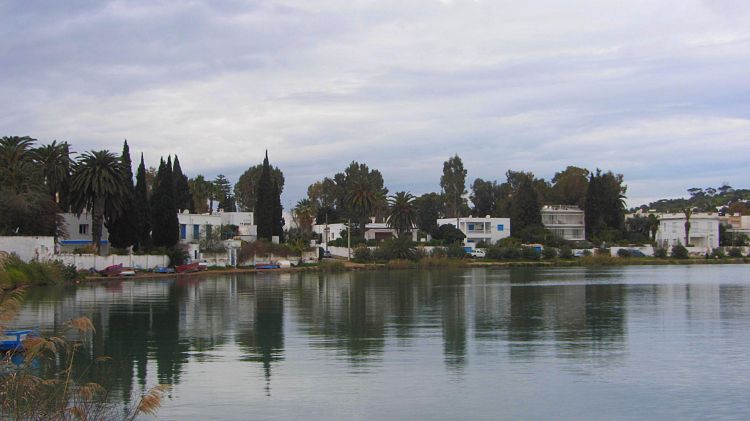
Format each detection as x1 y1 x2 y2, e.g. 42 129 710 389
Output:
635 185 750 214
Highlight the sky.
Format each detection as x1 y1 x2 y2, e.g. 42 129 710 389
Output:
2 0 749 208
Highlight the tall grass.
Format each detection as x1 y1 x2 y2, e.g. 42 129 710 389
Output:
0 288 167 420
0 255 80 289
318 260 346 272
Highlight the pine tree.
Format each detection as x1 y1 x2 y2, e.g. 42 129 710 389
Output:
107 140 138 249
172 155 193 212
151 157 179 247
271 179 284 241
255 151 273 240
134 153 151 250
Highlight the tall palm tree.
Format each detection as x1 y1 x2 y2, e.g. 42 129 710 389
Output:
70 150 127 255
0 136 39 194
346 176 383 234
387 191 416 236
32 140 73 210
682 207 692 247
647 213 660 242
293 198 316 236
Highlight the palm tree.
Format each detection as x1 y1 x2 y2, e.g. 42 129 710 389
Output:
387 191 416 236
70 150 127 255
293 198 316 236
0 136 39 194
682 207 692 247
346 176 383 234
647 213 660 242
32 140 73 209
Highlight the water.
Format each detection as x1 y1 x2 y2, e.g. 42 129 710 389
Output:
11 265 750 420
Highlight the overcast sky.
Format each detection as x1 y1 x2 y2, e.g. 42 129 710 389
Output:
2 0 749 208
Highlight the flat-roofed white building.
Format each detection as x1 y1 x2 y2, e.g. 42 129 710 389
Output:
178 211 257 244
313 223 347 243
541 205 586 241
59 212 110 253
656 213 719 250
437 216 510 251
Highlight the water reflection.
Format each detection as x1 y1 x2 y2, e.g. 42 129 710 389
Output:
10 265 750 415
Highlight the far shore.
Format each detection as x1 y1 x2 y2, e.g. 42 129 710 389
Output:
75 257 750 283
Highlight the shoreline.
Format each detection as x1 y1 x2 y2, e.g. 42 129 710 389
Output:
76 257 750 283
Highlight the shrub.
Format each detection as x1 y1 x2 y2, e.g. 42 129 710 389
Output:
581 249 592 257
728 247 743 258
429 247 447 258
559 246 573 259
542 247 558 259
372 246 394 261
319 260 346 272
671 244 689 259
353 246 372 262
497 237 522 248
709 248 725 259
654 247 668 258
164 246 189 267
375 237 417 260
617 248 632 258
446 242 467 259
522 247 541 260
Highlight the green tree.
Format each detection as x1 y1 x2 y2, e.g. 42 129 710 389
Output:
172 156 193 212
106 140 138 250
235 163 284 211
293 198 315 237
414 192 444 234
70 150 127 254
188 175 212 214
683 207 692 246
510 177 542 237
134 154 151 250
585 169 627 241
335 162 388 232
440 155 467 219
213 174 234 212
387 191 416 236
470 178 501 217
255 152 274 240
150 157 179 248
271 179 284 241
32 140 72 210
550 166 589 208
308 177 340 223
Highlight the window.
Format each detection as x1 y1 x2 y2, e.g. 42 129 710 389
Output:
467 224 475 231
78 224 88 235
497 224 504 232
180 224 187 240
193 225 200 239
467 239 474 243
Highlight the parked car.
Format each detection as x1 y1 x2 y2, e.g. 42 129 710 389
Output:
627 249 646 257
322 250 333 258
470 248 486 258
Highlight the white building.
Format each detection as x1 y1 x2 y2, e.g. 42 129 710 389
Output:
313 223 347 243
219 211 257 242
656 213 720 250
437 216 511 251
364 222 418 242
59 212 110 253
541 205 586 241
178 211 257 244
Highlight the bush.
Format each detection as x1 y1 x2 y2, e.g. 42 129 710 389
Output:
709 248 725 259
522 247 541 260
429 247 447 258
432 224 466 245
654 247 668 258
559 246 573 259
617 248 631 258
542 247 558 259
446 242 467 259
728 247 743 258
671 244 689 259
375 237 417 260
319 260 346 272
353 246 372 262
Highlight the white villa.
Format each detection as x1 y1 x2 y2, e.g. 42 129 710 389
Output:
177 211 256 244
59 212 110 253
541 205 586 241
655 213 720 250
437 216 511 251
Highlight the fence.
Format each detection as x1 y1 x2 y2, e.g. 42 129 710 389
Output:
56 254 169 271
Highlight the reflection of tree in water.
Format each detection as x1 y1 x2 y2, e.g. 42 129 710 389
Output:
236 281 284 395
433 272 467 370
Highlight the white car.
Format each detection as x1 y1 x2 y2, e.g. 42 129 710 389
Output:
470 248 486 258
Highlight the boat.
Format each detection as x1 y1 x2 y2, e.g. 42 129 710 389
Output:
176 262 200 273
153 266 175 273
121 269 136 276
0 330 34 352
255 263 280 269
99 263 123 277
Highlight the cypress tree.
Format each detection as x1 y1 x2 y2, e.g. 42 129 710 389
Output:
271 179 284 241
173 155 193 212
151 157 179 247
134 153 151 250
255 151 273 240
584 170 605 239
107 140 138 249
510 177 542 237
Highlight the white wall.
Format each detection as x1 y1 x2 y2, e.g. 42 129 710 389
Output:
0 236 55 262
56 254 169 270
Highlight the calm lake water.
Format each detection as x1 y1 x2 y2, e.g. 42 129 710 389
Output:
11 265 750 420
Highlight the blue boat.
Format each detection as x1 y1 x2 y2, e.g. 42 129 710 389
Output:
1 330 34 352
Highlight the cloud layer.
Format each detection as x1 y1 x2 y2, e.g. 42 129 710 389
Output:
2 0 749 206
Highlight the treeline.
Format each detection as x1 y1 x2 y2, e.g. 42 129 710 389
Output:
0 136 285 255
294 156 630 245
640 185 750 215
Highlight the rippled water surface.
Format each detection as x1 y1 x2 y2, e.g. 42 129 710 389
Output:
12 265 750 420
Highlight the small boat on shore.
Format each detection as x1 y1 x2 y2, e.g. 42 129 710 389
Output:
255 263 280 269
176 262 201 273
99 264 123 277
1 330 34 352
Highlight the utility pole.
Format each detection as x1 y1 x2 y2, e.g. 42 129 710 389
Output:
347 218 351 261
